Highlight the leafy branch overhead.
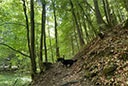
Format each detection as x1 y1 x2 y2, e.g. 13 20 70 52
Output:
0 43 30 57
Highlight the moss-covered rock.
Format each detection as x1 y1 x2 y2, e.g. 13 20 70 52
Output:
84 71 97 78
103 64 118 75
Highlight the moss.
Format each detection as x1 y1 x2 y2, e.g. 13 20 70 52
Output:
84 71 97 78
103 64 118 75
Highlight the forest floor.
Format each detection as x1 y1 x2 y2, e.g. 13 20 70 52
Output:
31 21 128 86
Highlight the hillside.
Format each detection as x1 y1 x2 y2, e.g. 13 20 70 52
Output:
31 22 128 86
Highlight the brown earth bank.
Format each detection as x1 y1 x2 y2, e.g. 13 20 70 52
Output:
30 21 128 86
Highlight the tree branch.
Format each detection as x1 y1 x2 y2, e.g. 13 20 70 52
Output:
0 22 41 26
0 43 30 57
0 22 25 26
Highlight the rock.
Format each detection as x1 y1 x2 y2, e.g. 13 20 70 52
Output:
69 80 79 84
84 71 97 78
103 64 118 75
60 82 68 86
60 80 79 86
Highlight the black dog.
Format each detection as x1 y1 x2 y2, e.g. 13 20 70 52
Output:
57 58 77 67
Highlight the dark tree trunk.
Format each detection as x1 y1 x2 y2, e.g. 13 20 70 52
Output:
52 0 60 58
43 3 48 62
93 0 106 25
102 0 109 25
39 0 47 72
105 0 113 26
123 0 128 12
30 0 37 79
39 2 45 72
69 0 85 47
22 0 31 55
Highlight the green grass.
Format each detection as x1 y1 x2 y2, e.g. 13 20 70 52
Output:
0 72 31 86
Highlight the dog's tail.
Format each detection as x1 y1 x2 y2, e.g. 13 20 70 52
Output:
73 59 77 62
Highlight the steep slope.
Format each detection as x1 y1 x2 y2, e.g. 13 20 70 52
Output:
31 22 128 86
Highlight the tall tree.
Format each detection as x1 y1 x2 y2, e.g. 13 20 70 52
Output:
43 1 48 62
102 0 110 25
30 0 37 79
123 0 128 12
22 0 31 55
93 0 106 25
69 0 85 47
39 1 44 72
39 0 47 72
52 0 60 58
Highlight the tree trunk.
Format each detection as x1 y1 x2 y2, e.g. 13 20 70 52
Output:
105 0 113 26
52 0 60 58
30 0 37 79
39 2 45 72
93 0 106 25
22 0 31 54
69 0 85 47
43 3 48 62
123 0 128 12
102 0 109 25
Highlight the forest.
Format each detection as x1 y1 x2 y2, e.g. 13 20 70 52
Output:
0 0 128 86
